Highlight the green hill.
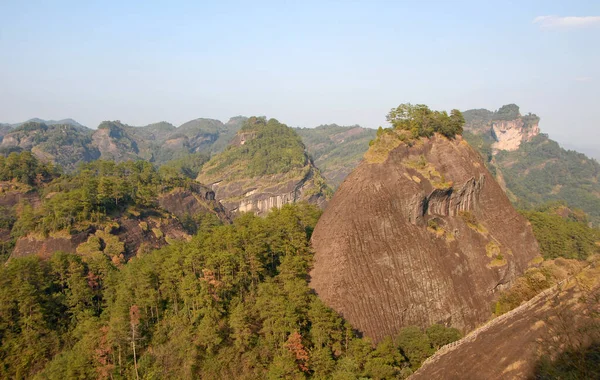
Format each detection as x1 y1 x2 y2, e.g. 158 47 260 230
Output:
198 117 331 215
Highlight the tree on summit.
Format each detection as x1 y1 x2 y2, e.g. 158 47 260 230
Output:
386 103 464 139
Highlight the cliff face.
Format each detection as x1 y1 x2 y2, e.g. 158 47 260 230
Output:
490 118 540 152
309 134 540 343
463 105 600 224
207 168 328 215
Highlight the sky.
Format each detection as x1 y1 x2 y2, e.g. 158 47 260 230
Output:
1 1 599 158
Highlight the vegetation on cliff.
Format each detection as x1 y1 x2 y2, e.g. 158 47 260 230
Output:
0 203 460 379
197 117 331 215
365 104 465 164
386 103 464 139
0 153 224 263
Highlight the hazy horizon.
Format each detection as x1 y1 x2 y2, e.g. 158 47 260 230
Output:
1 1 598 157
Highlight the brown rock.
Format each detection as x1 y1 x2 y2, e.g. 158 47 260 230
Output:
411 263 600 379
309 134 540 343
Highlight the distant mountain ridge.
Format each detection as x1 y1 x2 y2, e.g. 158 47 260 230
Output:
3 118 86 129
0 117 246 170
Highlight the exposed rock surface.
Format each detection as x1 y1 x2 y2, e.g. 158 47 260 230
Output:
310 134 540 343
158 183 229 221
462 106 540 154
411 262 600 379
462 105 600 224
490 118 540 152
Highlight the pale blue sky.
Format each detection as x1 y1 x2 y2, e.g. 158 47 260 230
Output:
1 1 599 156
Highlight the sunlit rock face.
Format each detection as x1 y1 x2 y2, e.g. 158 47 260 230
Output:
310 134 540 343
491 119 540 152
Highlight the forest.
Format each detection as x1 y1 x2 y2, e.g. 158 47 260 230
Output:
0 203 462 379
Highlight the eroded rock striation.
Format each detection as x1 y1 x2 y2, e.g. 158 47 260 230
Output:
309 134 540 343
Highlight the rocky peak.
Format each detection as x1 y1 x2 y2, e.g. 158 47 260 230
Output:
309 133 540 343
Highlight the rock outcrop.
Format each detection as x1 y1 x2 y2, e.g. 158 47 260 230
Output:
6 185 228 261
411 261 600 379
490 118 540 152
158 182 229 221
309 134 540 343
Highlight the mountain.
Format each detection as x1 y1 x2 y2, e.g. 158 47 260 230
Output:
462 104 600 224
197 116 331 215
295 124 376 188
310 106 540 343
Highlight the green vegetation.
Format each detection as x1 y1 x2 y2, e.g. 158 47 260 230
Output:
0 151 60 185
386 103 464 139
0 203 461 379
495 135 600 223
295 124 376 188
202 117 308 179
0 122 100 171
521 202 600 260
159 152 210 179
494 104 520 120
365 104 465 164
0 153 203 243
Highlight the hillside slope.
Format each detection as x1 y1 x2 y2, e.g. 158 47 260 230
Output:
310 126 540 343
197 117 331 215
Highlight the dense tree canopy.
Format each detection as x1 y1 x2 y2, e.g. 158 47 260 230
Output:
386 104 465 139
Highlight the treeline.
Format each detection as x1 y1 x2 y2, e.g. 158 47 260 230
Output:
0 204 461 379
0 151 60 186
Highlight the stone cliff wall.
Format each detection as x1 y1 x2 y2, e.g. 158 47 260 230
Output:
310 135 540 343
490 118 540 152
